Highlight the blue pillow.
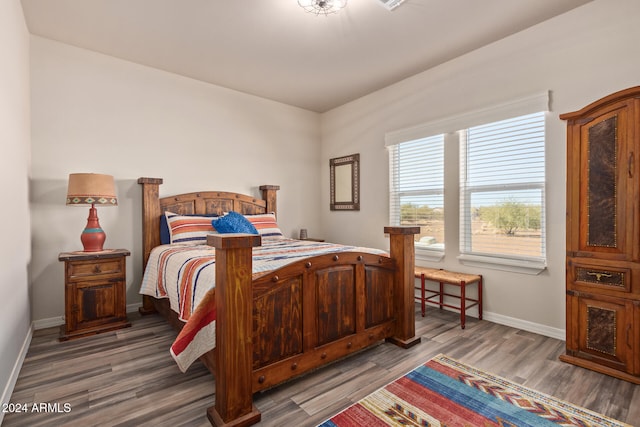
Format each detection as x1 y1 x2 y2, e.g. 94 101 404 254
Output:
212 211 259 234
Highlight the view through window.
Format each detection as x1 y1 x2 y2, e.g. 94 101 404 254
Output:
388 134 445 251
459 112 546 261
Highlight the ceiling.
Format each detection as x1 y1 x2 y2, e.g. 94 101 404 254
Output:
21 0 591 113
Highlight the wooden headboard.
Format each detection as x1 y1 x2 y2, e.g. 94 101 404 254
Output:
137 177 280 268
137 177 279 315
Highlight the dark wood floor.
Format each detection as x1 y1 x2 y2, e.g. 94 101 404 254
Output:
4 307 639 426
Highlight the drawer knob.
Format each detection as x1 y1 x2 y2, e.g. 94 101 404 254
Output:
93 265 102 273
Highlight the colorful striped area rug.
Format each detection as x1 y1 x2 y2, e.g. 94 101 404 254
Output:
318 354 630 427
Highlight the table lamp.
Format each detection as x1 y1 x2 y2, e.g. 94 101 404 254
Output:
66 173 118 252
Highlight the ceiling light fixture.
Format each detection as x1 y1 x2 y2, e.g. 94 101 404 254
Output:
376 0 406 10
298 0 347 16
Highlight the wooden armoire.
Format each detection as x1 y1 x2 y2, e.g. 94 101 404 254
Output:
561 86 640 383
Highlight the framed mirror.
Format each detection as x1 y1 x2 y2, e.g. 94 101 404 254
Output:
330 153 360 211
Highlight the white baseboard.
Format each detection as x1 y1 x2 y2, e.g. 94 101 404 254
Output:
482 311 566 341
32 315 64 330
414 293 566 341
126 302 142 314
0 324 33 425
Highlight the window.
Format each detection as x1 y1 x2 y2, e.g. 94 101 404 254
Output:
459 112 546 264
386 92 548 272
388 134 445 252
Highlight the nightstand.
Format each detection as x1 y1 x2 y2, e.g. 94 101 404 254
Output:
58 249 131 341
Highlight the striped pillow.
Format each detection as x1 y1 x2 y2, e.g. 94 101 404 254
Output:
165 212 217 245
245 213 283 239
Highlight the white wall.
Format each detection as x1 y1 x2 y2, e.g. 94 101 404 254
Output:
320 0 640 335
29 38 322 322
0 0 31 413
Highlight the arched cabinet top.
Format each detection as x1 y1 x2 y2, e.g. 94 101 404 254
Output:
560 86 640 121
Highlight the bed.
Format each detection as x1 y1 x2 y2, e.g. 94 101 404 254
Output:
137 177 420 427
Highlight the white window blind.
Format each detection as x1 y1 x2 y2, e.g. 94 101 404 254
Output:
388 134 445 251
384 92 549 147
459 112 546 263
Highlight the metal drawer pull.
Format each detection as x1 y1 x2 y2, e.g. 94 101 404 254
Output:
586 271 612 281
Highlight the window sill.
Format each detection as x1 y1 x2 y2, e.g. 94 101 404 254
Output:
415 247 445 263
457 254 546 275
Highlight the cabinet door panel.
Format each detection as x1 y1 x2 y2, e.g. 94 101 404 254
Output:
76 280 124 328
576 104 634 260
576 295 632 373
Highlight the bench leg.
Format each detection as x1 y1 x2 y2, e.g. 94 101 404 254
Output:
460 281 466 329
439 281 443 310
478 276 483 320
420 273 426 317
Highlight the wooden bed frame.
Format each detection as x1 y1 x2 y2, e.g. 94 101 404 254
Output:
138 177 420 427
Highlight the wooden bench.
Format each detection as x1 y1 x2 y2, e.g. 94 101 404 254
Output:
415 267 483 329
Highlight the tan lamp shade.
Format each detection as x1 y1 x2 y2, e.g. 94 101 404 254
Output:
66 173 118 206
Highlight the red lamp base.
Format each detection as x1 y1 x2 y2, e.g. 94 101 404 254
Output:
81 205 106 252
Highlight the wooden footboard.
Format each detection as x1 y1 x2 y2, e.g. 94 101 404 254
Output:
207 227 419 427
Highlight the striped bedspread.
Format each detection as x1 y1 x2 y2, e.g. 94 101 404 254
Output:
140 237 386 371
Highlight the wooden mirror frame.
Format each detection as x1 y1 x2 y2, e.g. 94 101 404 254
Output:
330 153 360 211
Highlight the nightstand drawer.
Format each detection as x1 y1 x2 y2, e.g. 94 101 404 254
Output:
67 258 124 280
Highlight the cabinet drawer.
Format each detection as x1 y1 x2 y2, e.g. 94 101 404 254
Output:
568 259 631 294
67 258 124 280
575 266 628 289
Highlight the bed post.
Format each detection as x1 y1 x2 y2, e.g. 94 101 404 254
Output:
259 185 279 217
384 226 421 348
138 177 163 315
206 233 262 427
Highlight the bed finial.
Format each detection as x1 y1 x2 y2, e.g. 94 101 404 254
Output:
260 185 279 217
